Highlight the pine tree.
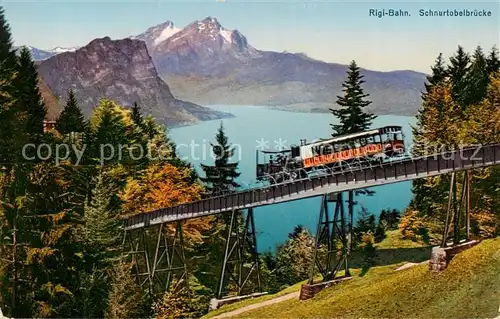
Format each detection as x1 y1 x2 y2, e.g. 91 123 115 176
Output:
13 46 47 137
0 7 28 164
0 166 34 318
83 172 121 266
486 45 500 74
412 52 456 214
106 260 149 319
330 60 377 137
447 46 471 108
464 46 489 105
13 163 86 317
88 99 136 165
331 61 376 197
199 122 240 196
0 7 18 92
196 123 242 294
56 89 86 134
415 53 449 140
422 53 447 100
130 101 143 127
79 171 121 318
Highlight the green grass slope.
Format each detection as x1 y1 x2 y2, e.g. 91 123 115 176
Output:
223 238 500 318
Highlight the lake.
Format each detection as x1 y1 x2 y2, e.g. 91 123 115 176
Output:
169 105 417 252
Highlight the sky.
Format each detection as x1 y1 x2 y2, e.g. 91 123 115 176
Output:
2 0 499 73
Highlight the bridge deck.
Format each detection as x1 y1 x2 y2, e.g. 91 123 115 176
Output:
124 144 500 230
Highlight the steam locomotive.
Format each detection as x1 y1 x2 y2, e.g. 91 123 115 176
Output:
256 126 407 183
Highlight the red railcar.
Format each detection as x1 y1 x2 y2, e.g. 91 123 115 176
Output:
256 126 406 183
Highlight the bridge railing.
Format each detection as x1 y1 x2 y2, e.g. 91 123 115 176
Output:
123 143 500 230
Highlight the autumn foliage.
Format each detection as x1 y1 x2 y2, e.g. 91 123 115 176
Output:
120 164 212 244
408 46 500 241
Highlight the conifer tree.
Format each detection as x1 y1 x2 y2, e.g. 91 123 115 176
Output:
13 46 47 137
422 53 447 100
330 60 377 137
486 46 500 74
0 7 18 93
88 99 135 165
331 61 376 197
0 7 28 164
106 260 149 319
0 166 33 318
14 163 86 317
199 122 240 196
130 101 143 127
464 46 489 105
83 172 121 267
447 46 471 108
79 171 121 318
56 89 86 134
196 123 242 292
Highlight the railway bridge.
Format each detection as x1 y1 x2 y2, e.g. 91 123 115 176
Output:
121 143 500 304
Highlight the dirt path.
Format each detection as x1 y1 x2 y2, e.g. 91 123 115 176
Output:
211 291 300 318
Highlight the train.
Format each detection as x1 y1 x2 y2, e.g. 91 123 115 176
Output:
256 126 408 183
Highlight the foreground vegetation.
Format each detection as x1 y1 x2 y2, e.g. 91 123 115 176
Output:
204 229 431 318
211 238 500 318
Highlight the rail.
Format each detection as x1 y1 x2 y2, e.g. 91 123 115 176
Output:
123 143 500 230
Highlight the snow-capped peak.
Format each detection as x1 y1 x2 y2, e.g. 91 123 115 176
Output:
133 20 181 46
50 46 79 53
219 29 233 44
154 21 180 45
191 17 235 44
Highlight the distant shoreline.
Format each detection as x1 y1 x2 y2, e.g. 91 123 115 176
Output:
203 103 419 118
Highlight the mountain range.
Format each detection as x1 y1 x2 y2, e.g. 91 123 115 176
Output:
23 17 428 124
15 46 79 61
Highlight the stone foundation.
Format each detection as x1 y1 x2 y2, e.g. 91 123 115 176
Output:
299 276 352 300
209 292 268 311
429 240 480 272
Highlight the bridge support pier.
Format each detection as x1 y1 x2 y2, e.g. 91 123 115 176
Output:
441 171 471 247
430 170 478 272
301 191 353 300
217 208 262 300
122 221 189 296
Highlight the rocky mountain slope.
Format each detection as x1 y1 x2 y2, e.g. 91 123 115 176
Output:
37 36 231 126
136 17 427 116
38 76 61 120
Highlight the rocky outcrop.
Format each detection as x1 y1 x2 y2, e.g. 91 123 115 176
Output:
38 76 61 121
37 36 230 126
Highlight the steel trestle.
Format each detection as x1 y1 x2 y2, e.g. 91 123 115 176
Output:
308 191 354 285
122 221 189 295
217 208 262 299
441 171 472 247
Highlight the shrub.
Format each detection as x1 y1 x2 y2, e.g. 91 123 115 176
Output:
359 232 376 276
399 209 430 243
472 209 499 238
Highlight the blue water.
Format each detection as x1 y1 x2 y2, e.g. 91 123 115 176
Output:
169 105 417 252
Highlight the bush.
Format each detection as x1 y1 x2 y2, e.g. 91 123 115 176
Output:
399 209 430 243
374 220 386 243
152 278 211 319
379 209 401 230
472 209 499 238
359 232 376 276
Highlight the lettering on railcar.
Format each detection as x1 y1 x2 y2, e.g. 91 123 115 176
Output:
303 143 383 168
